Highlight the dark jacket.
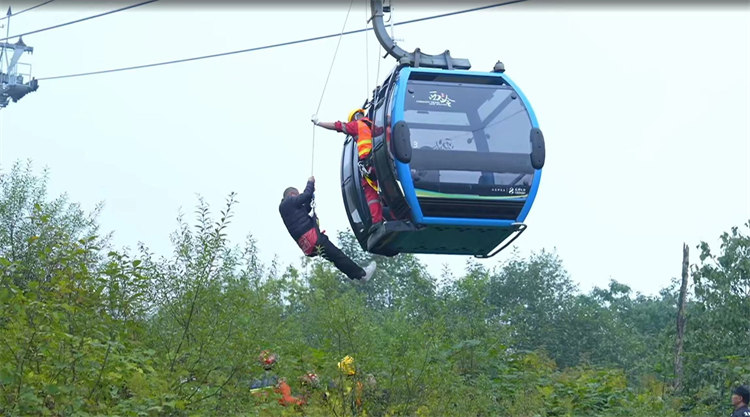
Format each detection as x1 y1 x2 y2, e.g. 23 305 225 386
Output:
279 180 316 240
731 406 750 417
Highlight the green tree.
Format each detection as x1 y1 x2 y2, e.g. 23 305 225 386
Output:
0 160 104 289
486 249 578 365
680 220 750 414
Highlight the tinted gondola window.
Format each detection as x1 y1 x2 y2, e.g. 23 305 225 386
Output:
404 78 534 197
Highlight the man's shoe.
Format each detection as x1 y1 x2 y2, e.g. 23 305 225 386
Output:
361 261 377 282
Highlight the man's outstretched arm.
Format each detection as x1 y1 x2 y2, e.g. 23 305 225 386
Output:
312 115 355 134
286 177 315 207
315 121 339 131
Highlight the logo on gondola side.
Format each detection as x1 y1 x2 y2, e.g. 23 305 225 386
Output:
416 91 456 107
507 187 528 195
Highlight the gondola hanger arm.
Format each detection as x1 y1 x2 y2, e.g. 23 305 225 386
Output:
369 0 471 70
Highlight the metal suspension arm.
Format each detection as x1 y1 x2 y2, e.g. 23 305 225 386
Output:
370 0 471 70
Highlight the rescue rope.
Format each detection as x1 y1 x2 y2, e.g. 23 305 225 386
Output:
375 44 382 92
311 0 355 177
310 0 355 221
371 4 384 104
364 0 370 100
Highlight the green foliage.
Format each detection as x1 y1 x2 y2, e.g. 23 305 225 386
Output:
0 160 105 289
678 221 750 414
1 160 747 416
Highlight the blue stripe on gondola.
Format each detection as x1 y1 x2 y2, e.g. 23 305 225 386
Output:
500 72 542 222
518 168 541 222
392 67 425 223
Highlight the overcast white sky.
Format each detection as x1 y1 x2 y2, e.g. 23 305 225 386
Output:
0 1 747 296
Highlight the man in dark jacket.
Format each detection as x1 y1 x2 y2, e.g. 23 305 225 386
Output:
731 386 750 417
279 176 376 282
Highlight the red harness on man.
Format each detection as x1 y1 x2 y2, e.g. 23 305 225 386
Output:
296 228 319 255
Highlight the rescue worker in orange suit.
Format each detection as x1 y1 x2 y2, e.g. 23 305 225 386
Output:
279 176 376 282
312 109 385 232
275 377 304 407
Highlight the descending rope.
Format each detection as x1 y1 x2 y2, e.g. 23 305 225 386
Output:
375 44 382 88
311 0 355 176
371 3 385 97
364 0 370 100
309 0 355 221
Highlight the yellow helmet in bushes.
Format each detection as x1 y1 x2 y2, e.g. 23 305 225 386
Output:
338 355 356 376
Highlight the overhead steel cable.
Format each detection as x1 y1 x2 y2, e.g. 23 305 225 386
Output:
0 0 56 21
0 0 158 42
37 0 527 81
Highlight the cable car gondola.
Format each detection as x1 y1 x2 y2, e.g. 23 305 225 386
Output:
341 0 545 258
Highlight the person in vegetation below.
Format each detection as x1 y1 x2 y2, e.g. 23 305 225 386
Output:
298 371 322 405
731 386 750 417
323 355 366 414
249 350 306 407
275 377 305 407
279 176 376 282
312 109 386 233
249 350 278 401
